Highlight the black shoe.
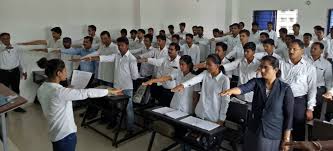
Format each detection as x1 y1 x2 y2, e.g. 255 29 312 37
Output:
14 107 26 113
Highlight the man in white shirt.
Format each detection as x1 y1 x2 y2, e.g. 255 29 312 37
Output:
306 42 332 119
225 29 250 60
84 37 140 136
177 22 188 44
194 26 210 62
277 35 296 61
213 23 241 54
167 25 175 40
313 26 332 60
0 33 27 113
120 28 127 38
262 21 277 42
210 28 222 55
249 22 260 44
255 39 282 60
138 43 180 107
256 32 269 53
129 29 138 50
130 34 155 78
181 34 200 64
239 22 245 30
293 24 303 40
72 25 101 50
192 26 198 37
303 33 313 58
131 29 145 50
223 42 260 102
18 27 63 59
159 30 171 45
279 39 317 141
148 28 157 47
171 34 181 47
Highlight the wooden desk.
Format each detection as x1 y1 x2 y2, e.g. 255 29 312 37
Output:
145 107 225 151
0 84 28 151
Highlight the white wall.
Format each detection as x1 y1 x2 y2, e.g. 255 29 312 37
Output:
237 0 333 34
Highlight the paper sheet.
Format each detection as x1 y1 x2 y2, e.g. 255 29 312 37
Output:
152 107 175 114
165 110 189 119
180 116 220 131
71 70 92 89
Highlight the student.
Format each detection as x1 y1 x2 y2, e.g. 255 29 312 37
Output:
143 55 200 114
171 34 181 46
279 39 317 141
292 24 303 40
210 28 222 54
138 42 180 107
195 42 232 78
73 25 101 50
225 29 250 60
328 27 333 40
0 33 27 113
192 25 198 37
222 42 260 102
129 29 138 49
57 37 76 78
120 28 128 38
255 39 282 60
277 35 296 61
181 33 201 64
194 26 210 61
167 25 175 40
221 56 293 151
239 22 245 30
172 54 230 123
276 28 288 52
262 22 277 42
306 42 332 119
313 26 332 60
36 57 119 151
256 32 270 53
138 35 169 78
249 22 260 44
148 27 157 46
212 23 241 54
212 28 221 38
130 34 156 78
303 33 313 58
177 22 188 42
132 29 145 49
159 30 171 45
18 27 63 59
82 37 140 136
62 36 96 74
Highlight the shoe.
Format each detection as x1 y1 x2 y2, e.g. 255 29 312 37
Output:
13 107 26 113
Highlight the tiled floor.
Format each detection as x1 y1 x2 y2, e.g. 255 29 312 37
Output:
6 104 178 151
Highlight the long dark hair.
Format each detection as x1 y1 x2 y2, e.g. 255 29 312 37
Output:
206 54 226 74
260 55 281 78
37 57 65 78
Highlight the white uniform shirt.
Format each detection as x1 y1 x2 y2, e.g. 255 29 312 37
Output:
215 35 241 54
279 58 317 110
181 44 201 64
0 44 25 72
254 51 282 60
293 33 303 40
139 46 168 77
249 31 260 44
256 43 265 53
130 46 156 77
194 36 210 62
170 71 200 114
147 56 180 89
225 44 244 60
37 82 108 142
182 70 230 122
306 56 333 89
262 30 277 42
99 51 140 90
46 38 63 59
313 37 332 58
223 58 260 102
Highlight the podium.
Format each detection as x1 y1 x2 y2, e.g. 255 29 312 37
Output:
0 83 28 151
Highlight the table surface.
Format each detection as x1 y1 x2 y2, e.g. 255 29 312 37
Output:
145 106 225 136
0 83 28 113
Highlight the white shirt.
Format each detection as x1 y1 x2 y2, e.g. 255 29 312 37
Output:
304 44 312 58
275 46 289 61
249 31 260 44
176 31 188 42
194 36 210 62
181 44 201 64
0 44 25 72
139 46 168 77
215 35 241 54
223 58 260 102
130 46 156 77
60 48 76 78
147 56 180 89
254 51 282 60
279 58 317 110
293 33 303 40
182 70 230 122
262 30 277 42
46 38 63 59
225 44 244 60
37 82 108 142
130 38 145 50
99 51 140 90
170 71 200 114
306 56 333 89
256 42 265 53
313 37 332 58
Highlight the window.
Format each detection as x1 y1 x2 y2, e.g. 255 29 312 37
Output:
253 10 277 30
328 9 333 33
253 9 298 36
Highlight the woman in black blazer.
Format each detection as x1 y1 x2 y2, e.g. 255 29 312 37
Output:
220 56 294 151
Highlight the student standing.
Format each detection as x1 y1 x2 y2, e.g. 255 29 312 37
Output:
181 34 201 64
262 22 277 42
37 57 119 151
249 22 261 45
292 24 303 40
255 39 282 60
303 33 313 58
194 26 210 62
256 32 270 53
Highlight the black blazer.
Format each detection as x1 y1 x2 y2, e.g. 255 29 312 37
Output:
239 78 294 140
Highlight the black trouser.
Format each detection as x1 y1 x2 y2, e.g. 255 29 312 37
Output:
292 95 307 141
314 86 326 119
0 67 20 94
150 84 174 107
